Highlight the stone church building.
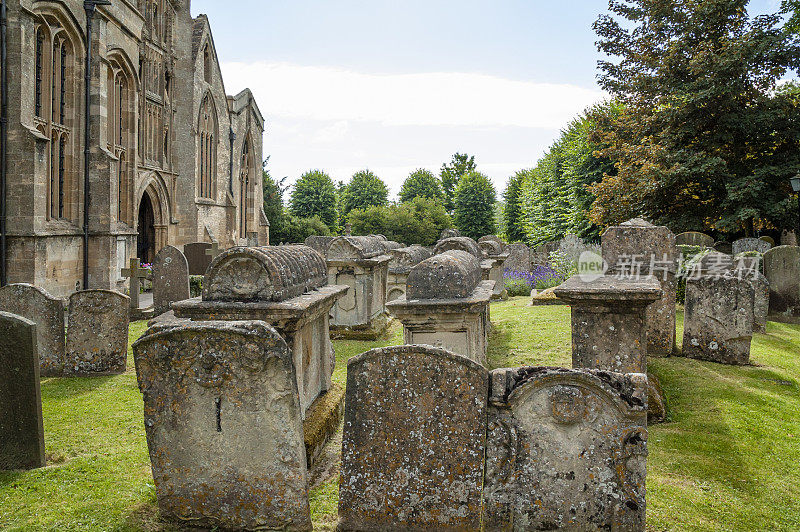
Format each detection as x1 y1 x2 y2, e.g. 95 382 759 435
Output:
2 0 268 297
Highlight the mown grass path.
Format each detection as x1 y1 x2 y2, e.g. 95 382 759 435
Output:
1 299 798 531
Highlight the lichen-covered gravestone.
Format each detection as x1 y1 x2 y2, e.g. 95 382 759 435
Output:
183 242 212 276
736 269 769 334
0 283 65 376
133 320 311 531
0 312 45 470
504 243 531 272
683 274 755 365
675 231 715 247
484 367 648 531
65 290 129 376
732 237 772 256
763 246 800 316
338 345 488 531
152 246 190 316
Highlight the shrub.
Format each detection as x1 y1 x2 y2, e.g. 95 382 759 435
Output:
348 197 452 246
189 276 203 298
278 215 332 244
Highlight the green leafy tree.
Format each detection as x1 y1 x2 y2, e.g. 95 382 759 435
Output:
440 153 476 212
453 170 496 239
591 0 800 235
289 170 339 232
503 170 528 243
340 170 389 220
399 169 444 203
348 197 452 246
279 215 332 244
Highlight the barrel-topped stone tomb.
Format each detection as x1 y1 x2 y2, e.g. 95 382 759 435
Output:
386 245 433 302
435 236 504 299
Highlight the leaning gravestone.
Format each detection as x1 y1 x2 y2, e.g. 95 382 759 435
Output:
763 246 800 316
0 312 45 470
504 243 531 272
733 237 772 256
484 367 648 531
183 242 212 276
152 246 190 316
683 274 755 365
0 283 65 376
64 290 129 376
133 320 311 531
339 345 488 531
675 231 715 247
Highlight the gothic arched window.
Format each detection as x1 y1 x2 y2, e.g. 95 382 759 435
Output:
239 138 252 237
108 60 135 224
197 94 217 199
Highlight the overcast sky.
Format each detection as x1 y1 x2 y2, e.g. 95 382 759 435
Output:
191 0 784 199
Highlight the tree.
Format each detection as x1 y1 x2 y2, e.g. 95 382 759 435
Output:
262 158 289 242
591 0 800 235
503 170 527 243
289 170 338 231
453 170 496 239
399 169 444 203
440 153 476 212
347 197 452 246
340 170 389 220
279 215 332 244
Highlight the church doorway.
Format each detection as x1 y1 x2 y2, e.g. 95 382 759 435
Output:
137 192 156 264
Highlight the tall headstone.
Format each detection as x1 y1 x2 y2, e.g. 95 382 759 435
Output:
65 290 129 376
152 246 190 316
675 231 715 248
602 218 679 355
0 284 65 377
504 243 531 272
485 367 648 531
133 320 311 531
183 242 212 276
683 274 755 365
0 312 45 470
733 237 772 256
763 246 800 316
339 345 488 531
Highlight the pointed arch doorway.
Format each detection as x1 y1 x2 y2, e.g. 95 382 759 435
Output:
137 192 156 264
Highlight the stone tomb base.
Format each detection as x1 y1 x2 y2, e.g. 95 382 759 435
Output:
303 383 345 468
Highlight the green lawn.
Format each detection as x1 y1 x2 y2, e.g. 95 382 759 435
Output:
1 299 799 531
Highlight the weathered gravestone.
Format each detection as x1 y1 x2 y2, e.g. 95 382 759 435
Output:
675 231 715 248
760 235 776 247
477 240 509 300
133 320 311 531
439 228 461 240
764 246 800 316
478 234 506 252
183 242 212 276
602 218 679 356
386 245 432 302
152 246 190 316
0 283 65 376
304 235 334 258
65 290 129 376
733 237 772 256
554 275 662 373
504 243 531 272
338 345 488 531
747 271 770 334
683 274 755 365
484 367 648 531
0 312 45 471
387 250 493 365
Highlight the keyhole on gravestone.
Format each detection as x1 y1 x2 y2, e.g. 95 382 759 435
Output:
215 397 222 432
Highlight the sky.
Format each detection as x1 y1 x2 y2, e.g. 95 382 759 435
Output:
191 0 785 199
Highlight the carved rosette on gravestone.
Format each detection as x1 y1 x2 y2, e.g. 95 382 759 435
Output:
732 237 772 256
0 312 46 471
183 242 213 276
683 274 755 365
504 243 531 272
65 290 130 376
338 345 488 531
485 367 648 531
152 246 190 316
133 320 311 531
0 283 65 376
763 246 800 316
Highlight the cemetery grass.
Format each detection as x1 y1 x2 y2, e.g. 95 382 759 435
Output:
0 302 798 530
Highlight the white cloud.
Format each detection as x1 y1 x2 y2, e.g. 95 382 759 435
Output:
221 62 605 129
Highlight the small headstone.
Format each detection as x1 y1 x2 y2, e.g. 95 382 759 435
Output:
0 312 45 471
133 320 311 530
339 345 488 531
683 274 754 365
0 284 65 376
760 235 776 247
485 367 648 531
733 237 772 255
763 245 800 316
65 290 129 376
152 246 190 316
183 242 212 276
504 243 531 272
675 231 715 247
